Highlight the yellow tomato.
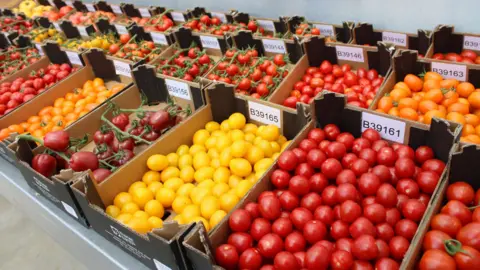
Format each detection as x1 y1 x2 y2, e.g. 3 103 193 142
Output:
147 154 169 171
177 183 195 197
131 187 154 209
208 148 220 159
212 182 230 197
189 145 206 156
229 129 245 141
231 140 247 158
116 213 133 224
148 216 164 229
172 196 192 213
213 167 231 183
220 120 230 131
160 166 180 182
245 146 265 164
244 133 256 143
142 171 161 185
277 135 287 145
193 167 214 183
106 205 121 218
200 196 220 219
163 177 184 191
176 144 190 156
166 153 179 167
219 148 233 167
114 192 133 209
173 214 184 224
190 187 212 205
156 188 176 208
209 210 227 229
235 180 253 198
192 216 210 231
256 140 273 157
179 166 195 183
204 136 217 149
260 125 280 141
254 158 274 173
128 181 147 194
228 175 242 189
205 121 220 132
210 158 221 169
216 135 232 151
133 210 150 220
121 202 140 214
182 205 200 223
178 154 193 169
193 152 211 170
219 193 239 212
127 217 151 234
144 200 165 218
193 129 210 146
148 182 163 195
228 113 246 129
198 179 215 190
230 158 252 177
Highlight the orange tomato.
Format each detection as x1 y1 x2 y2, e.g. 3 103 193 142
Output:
475 125 480 136
440 79 459 89
8 124 24 134
110 85 124 94
20 122 30 131
457 82 475 98
468 92 480 109
27 116 41 124
75 99 87 108
462 124 476 136
64 120 75 127
377 96 394 112
390 88 410 102
42 122 55 133
424 110 446 124
94 85 107 92
394 82 411 91
51 107 63 116
465 134 480 144
27 123 42 133
62 106 74 115
442 90 459 108
54 98 65 108
399 107 419 121
423 89 443 104
83 80 93 89
404 74 423 92
424 72 443 81
418 100 439 114
64 113 77 122
51 126 63 132
446 112 466 125
85 103 97 111
458 98 470 106
84 96 96 104
0 128 10 140
32 129 44 138
438 105 447 115
423 80 441 92
38 106 53 116
93 78 104 87
388 107 400 117
447 103 469 115
74 106 85 114
78 110 88 117
465 114 480 127
96 97 108 104
398 98 418 110
41 114 52 123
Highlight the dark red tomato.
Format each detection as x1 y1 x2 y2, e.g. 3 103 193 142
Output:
450 244 480 270
279 190 299 211
215 244 239 269
350 217 376 238
395 158 416 179
419 194 431 206
322 185 338 206
284 231 306 253
364 203 386 224
258 191 275 201
229 209 251 232
272 218 293 238
402 199 426 222
456 222 480 251
319 140 331 152
395 219 418 240
431 214 462 237
323 124 340 140
359 148 376 166
352 138 371 155
352 235 378 261
331 220 350 240
422 159 445 176
397 194 409 210
314 205 334 225
336 238 354 253
295 163 314 178
336 183 358 203
352 260 374 270
291 207 313 230
326 142 347 159
271 169 290 189
336 132 355 150
389 236 409 261
339 200 362 223
299 139 317 152
278 150 298 171
293 251 305 267
309 173 328 193
396 179 420 198
303 220 327 244
423 230 450 251
258 233 284 258
441 200 472 225
330 250 354 270
376 147 397 166
371 165 391 183
342 153 358 168
358 173 381 196
292 148 307 163
301 192 322 212
250 218 271 241
336 170 356 185
244 202 260 219
274 251 299 270
227 232 253 254
259 265 274 270
308 128 326 143
375 258 399 270
446 182 475 205
395 145 415 159
289 175 310 196
239 248 263 270
362 128 381 142
474 208 480 222
376 222 395 242
319 60 333 74
445 53 463 62
385 208 401 227
419 250 456 270
417 171 440 195
305 244 330 270
362 196 377 207
376 239 390 258
372 140 389 152
415 146 434 164
349 159 368 177
321 158 342 179
259 196 281 220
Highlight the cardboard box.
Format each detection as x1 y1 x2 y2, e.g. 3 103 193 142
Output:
0 49 132 164
425 25 480 62
354 23 432 55
182 91 461 270
71 83 309 269
400 143 479 269
268 36 395 110
285 16 354 44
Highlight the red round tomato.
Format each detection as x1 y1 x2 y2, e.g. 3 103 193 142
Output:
314 205 334 225
330 250 354 270
415 146 434 164
336 183 358 203
419 249 456 270
376 184 398 208
305 244 330 269
385 208 401 226
456 222 480 251
308 128 326 143
322 185 338 206
396 179 420 198
258 233 283 258
279 190 299 211
395 158 416 179
271 169 291 189
227 232 253 254
450 243 480 270
422 159 445 176
342 153 358 168
389 236 409 261
301 192 323 212
340 200 362 223
331 220 350 240
364 203 386 224
250 218 271 241
306 149 327 169
259 196 281 220
376 222 395 242
352 235 378 261
358 173 381 196
272 218 293 238
441 200 472 225
351 158 370 176
278 150 298 171
402 199 426 222
422 230 450 251
215 244 239 269
431 214 462 237
229 209 251 232
321 158 343 179
417 171 440 195
446 182 475 205
290 207 313 230
239 248 263 270
244 202 260 219
274 251 299 269
309 173 328 193
349 217 376 238
326 142 347 159
324 124 340 140
284 231 306 253
395 219 418 240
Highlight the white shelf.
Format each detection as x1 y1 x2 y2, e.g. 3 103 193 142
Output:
0 161 149 270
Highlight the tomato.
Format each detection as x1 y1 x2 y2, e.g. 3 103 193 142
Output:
258 233 283 258
339 200 361 223
300 192 322 212
395 219 418 240
278 150 298 171
305 244 330 270
324 124 340 140
330 250 354 270
239 248 262 270
352 235 377 261
314 205 334 225
376 222 395 242
446 182 475 205
290 207 313 230
244 203 260 219
421 159 445 176
319 60 333 74
430 214 462 237
474 208 480 222
350 217 376 238
402 199 426 222
229 209 251 232
456 222 480 251
376 147 397 166
419 250 456 270
321 158 342 179
273 251 299 269
295 163 314 178
396 179 420 198
279 191 299 211
395 157 416 179
306 149 327 169
31 154 57 177
43 130 70 152
272 218 293 238
363 203 386 224
352 138 371 155
447 242 480 270
341 153 358 169
259 195 281 220
250 218 271 241
415 146 434 164
441 200 472 225
271 169 291 189
385 208 401 227
388 236 409 261
326 142 347 159
336 170 356 186
358 173 381 195
283 231 306 253
215 244 239 269
417 171 440 195
227 232 253 254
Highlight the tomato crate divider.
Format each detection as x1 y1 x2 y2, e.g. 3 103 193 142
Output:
285 15 355 44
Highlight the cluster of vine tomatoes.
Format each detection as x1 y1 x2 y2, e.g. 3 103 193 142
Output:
205 48 289 98
419 181 480 270
108 33 161 62
432 50 480 64
283 60 383 108
0 63 74 116
68 11 117 26
137 13 175 32
216 126 446 270
0 47 41 80
155 46 213 81
183 14 270 37
0 15 34 34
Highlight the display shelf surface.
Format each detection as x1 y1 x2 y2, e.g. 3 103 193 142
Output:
0 161 149 270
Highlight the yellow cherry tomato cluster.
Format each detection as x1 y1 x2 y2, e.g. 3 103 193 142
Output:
30 28 65 44
107 112 291 234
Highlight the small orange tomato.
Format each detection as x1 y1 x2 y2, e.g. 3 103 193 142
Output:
38 106 53 116
8 124 24 134
388 107 400 117
446 112 466 125
467 92 480 109
398 98 418 110
399 107 419 121
465 114 480 126
418 100 439 114
53 98 65 108
390 88 410 102
0 128 10 140
424 72 443 82
447 103 469 115
439 79 459 89
456 82 475 98
423 89 443 104
404 74 423 92
378 96 394 112
424 110 446 125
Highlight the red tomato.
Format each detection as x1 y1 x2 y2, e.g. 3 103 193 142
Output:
402 199 426 222
274 251 299 269
290 207 313 230
279 190 299 211
305 244 330 269
376 222 395 242
258 233 283 258
284 231 306 253
431 214 462 237
229 209 251 232
417 171 440 195
423 230 450 251
259 196 281 220
250 218 271 241
215 244 239 269
239 248 263 270
364 203 386 224
395 219 418 240
446 182 475 205
349 217 376 238
272 218 293 238
441 200 472 225
419 250 456 270
456 222 480 251
352 235 378 261
227 232 253 254
389 236 410 261
330 250 354 270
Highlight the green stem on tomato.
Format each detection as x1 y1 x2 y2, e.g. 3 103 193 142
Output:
99 159 117 171
444 239 471 257
101 108 152 145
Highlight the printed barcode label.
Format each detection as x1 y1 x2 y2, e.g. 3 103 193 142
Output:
171 12 185 22
151 32 168 45
248 101 281 128
431 62 467 82
361 112 406 143
62 201 78 219
211 12 227 23
463 35 480 51
336 45 364 62
115 24 128 35
262 39 286 54
165 79 191 100
139 8 151 18
114 60 132 77
111 5 122 14
66 51 83 66
313 24 335 37
382 32 408 47
200 35 221 50
257 20 276 33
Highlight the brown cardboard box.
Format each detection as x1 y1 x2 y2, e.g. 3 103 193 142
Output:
71 83 309 269
425 25 480 62
285 16 354 44
269 36 395 111
354 23 432 55
182 91 461 270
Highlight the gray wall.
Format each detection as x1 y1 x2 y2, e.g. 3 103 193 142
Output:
85 0 479 33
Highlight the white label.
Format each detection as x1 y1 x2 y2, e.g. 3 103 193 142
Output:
61 201 78 219
153 259 172 270
66 51 82 66
85 3 95 12
53 22 61 31
114 24 128 35
463 35 480 51
151 32 168 45
165 79 191 100
262 39 286 54
361 112 406 143
248 101 281 128
35 43 44 55
171 12 185 22
77 26 89 37
139 8 151 18
313 24 335 37
114 60 132 77
257 20 276 33
431 62 467 81
336 45 364 62
382 32 408 47
111 5 123 14
65 1 73 7
211 12 227 23
200 35 220 49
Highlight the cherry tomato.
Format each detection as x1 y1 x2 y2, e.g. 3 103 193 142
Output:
446 182 475 205
352 235 378 261
227 232 253 254
419 249 456 270
215 244 239 269
229 209 251 232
